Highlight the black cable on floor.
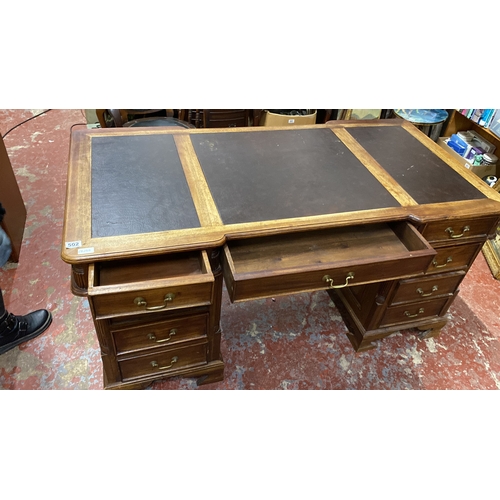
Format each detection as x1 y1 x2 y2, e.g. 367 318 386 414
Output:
1 109 52 139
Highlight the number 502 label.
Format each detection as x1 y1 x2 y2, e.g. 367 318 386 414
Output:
65 241 82 249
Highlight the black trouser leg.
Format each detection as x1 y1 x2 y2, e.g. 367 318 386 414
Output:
0 287 5 317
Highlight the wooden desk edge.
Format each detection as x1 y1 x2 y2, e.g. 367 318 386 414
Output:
61 198 500 265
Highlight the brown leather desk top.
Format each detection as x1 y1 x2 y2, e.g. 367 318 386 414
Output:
91 134 200 238
347 126 484 204
191 128 401 224
62 120 500 264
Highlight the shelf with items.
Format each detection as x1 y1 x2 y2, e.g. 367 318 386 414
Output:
443 110 500 152
441 110 499 179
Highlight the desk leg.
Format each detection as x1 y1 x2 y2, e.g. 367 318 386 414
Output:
208 249 224 363
327 289 378 351
196 366 225 386
417 316 449 339
328 288 451 352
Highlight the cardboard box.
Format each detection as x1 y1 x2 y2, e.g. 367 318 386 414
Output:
468 129 496 154
260 110 317 127
437 137 497 178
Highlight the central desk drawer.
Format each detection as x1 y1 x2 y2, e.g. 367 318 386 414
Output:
88 251 214 319
223 222 436 302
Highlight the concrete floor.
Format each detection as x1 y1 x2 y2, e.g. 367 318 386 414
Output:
2 108 500 390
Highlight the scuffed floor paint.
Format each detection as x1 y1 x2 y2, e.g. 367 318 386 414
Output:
1 109 500 390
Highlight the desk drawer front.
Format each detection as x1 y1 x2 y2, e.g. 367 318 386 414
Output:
420 217 498 244
390 272 465 306
425 242 482 274
88 251 214 319
380 297 451 328
91 282 213 318
223 222 436 302
119 341 208 381
112 313 208 355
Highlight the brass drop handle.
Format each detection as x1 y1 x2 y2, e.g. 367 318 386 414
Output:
432 256 452 268
150 356 178 371
148 329 177 343
445 225 470 239
404 308 425 318
416 285 438 297
134 293 176 311
323 272 354 289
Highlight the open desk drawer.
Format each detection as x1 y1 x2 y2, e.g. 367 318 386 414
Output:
223 222 436 302
88 251 214 319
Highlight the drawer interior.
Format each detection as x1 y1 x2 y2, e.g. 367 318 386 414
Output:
223 222 436 302
226 222 432 277
95 251 210 287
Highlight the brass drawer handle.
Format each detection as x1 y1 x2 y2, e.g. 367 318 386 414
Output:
404 308 425 318
150 356 179 371
134 293 176 311
148 329 177 343
445 225 470 239
432 256 452 268
416 285 438 297
323 272 354 289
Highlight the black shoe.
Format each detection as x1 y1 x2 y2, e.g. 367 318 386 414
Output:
0 309 52 355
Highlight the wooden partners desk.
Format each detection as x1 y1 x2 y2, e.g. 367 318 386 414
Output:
62 120 500 389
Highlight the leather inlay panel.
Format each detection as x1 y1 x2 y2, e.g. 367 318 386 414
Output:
192 129 401 224
347 126 486 204
91 135 200 237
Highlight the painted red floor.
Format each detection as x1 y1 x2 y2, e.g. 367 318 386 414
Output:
1 109 500 390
